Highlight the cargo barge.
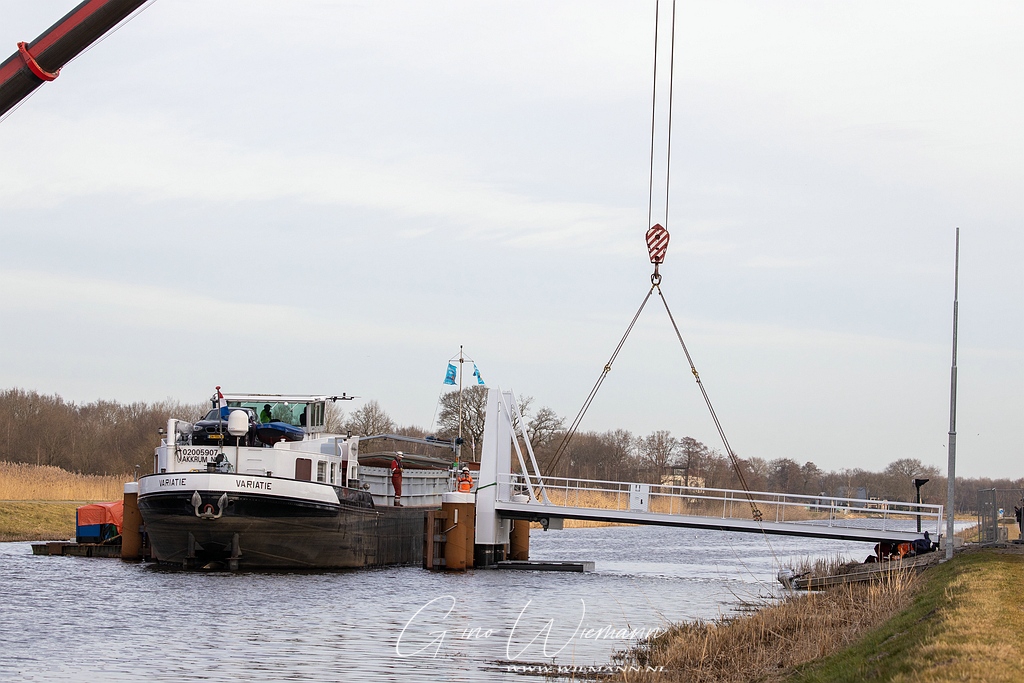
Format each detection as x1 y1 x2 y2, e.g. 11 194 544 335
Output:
138 393 452 570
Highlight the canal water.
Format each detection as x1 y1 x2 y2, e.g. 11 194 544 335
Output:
0 525 902 682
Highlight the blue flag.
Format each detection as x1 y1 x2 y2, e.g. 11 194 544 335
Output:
473 363 485 385
444 363 457 385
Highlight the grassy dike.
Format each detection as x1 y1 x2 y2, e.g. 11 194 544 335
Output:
790 548 1024 683
0 502 78 542
615 548 1023 683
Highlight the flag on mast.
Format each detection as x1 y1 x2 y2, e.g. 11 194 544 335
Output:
473 364 485 385
216 385 228 417
443 363 457 385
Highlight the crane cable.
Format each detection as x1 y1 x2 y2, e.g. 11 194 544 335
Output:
551 0 764 524
655 285 763 522
548 285 656 472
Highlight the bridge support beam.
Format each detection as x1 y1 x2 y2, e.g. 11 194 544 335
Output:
474 388 515 566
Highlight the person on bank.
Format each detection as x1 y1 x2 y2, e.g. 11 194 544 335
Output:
391 451 404 506
457 466 474 493
259 404 272 423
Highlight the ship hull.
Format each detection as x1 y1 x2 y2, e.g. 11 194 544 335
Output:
138 473 433 569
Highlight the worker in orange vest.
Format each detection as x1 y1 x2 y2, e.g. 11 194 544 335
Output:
391 452 404 506
457 466 474 493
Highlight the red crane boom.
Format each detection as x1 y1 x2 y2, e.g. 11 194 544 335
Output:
0 0 147 118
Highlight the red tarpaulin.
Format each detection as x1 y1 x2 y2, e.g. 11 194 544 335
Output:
76 501 123 533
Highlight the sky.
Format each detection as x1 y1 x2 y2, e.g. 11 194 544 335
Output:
1 1 1021 478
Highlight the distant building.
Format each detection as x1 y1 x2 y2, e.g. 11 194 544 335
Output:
661 473 706 492
837 485 868 502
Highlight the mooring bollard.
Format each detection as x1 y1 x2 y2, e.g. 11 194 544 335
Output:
121 482 142 561
441 492 475 571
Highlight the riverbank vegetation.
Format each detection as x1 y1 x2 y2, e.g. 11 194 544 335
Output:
0 462 127 500
0 388 201 474
615 548 1024 683
0 462 128 541
1 388 1020 516
615 565 919 682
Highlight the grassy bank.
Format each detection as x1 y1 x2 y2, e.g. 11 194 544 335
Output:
615 548 1024 682
0 502 79 541
789 548 1024 682
0 462 128 542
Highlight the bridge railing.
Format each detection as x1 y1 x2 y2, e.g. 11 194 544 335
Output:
497 473 944 536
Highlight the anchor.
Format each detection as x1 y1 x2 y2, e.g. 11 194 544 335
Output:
191 491 228 520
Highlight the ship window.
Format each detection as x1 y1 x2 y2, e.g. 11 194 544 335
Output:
309 401 325 429
330 462 336 484
317 461 327 482
295 458 312 481
229 401 308 426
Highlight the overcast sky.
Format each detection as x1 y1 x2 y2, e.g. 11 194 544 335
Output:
1 1 1021 478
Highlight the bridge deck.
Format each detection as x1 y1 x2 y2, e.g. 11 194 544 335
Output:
495 500 928 543
493 474 942 544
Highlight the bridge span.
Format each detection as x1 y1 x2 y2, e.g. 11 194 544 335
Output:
493 474 942 544
472 388 943 554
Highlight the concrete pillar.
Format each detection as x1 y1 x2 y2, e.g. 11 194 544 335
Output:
509 518 530 561
121 482 142 561
442 492 475 571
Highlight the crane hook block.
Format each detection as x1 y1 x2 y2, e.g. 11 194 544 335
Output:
646 224 669 265
17 42 60 82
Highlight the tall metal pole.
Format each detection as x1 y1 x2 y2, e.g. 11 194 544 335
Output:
945 228 960 560
457 344 464 444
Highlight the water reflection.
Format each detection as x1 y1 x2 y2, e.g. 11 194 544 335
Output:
1 525 907 682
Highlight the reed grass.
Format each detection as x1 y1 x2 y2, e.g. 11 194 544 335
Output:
786 554 864 579
0 461 127 501
615 566 918 683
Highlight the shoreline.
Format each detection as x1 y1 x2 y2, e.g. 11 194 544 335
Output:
613 545 1024 682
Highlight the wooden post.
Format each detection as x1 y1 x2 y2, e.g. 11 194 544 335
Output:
121 482 142 561
441 492 475 571
509 518 530 561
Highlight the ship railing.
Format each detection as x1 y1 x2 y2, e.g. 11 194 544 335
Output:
361 466 450 507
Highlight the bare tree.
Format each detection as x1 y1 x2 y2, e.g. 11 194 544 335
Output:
677 437 709 486
701 449 733 489
882 458 940 501
640 430 677 482
768 458 803 493
436 386 488 460
743 457 770 490
325 402 346 433
344 400 395 436
527 406 564 448
800 461 824 495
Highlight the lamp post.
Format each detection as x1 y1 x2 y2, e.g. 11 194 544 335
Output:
914 477 930 533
